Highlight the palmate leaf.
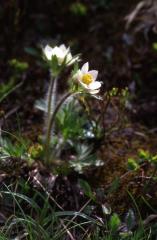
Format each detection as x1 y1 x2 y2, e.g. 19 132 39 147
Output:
69 144 104 173
55 99 86 140
0 137 29 159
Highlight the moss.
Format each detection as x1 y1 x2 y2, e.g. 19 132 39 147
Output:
91 123 157 213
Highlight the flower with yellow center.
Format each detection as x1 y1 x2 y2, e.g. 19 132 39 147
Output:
74 62 101 94
43 44 79 66
82 73 93 85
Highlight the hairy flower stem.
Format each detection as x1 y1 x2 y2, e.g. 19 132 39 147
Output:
45 92 81 166
44 71 58 163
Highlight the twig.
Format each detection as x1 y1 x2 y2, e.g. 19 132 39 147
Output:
31 175 64 211
143 214 157 226
62 199 91 234
0 80 24 103
125 1 146 29
0 106 20 136
80 228 90 240
60 219 75 240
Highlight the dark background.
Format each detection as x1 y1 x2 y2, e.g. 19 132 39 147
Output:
1 0 157 128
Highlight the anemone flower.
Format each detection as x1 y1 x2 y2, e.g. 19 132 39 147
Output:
43 44 78 65
74 62 101 94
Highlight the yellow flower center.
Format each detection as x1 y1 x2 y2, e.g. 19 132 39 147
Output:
82 73 93 85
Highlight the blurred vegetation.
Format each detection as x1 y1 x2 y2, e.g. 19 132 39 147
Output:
1 0 157 239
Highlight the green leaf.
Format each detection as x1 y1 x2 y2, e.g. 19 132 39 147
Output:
125 209 136 230
24 47 40 57
151 155 157 165
79 179 96 201
128 158 139 171
55 211 102 226
138 149 150 160
108 177 120 193
153 42 157 50
109 213 121 232
70 3 87 16
9 58 29 72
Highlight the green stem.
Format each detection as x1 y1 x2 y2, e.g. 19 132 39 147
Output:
45 91 81 166
47 71 57 123
44 72 58 163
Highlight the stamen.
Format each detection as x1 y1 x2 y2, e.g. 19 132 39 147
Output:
82 73 93 85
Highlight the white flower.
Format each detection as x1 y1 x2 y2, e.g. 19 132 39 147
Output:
74 62 101 94
43 44 78 65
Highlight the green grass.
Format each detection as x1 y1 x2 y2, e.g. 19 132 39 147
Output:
0 181 156 240
0 182 101 239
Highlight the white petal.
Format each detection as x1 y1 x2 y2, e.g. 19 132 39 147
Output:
66 53 73 62
43 45 53 60
88 81 101 90
59 44 67 52
51 47 63 58
88 89 100 94
81 62 89 74
88 70 98 81
67 55 79 66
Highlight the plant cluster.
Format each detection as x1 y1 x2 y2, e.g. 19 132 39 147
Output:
0 43 129 174
36 43 103 170
31 43 128 173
